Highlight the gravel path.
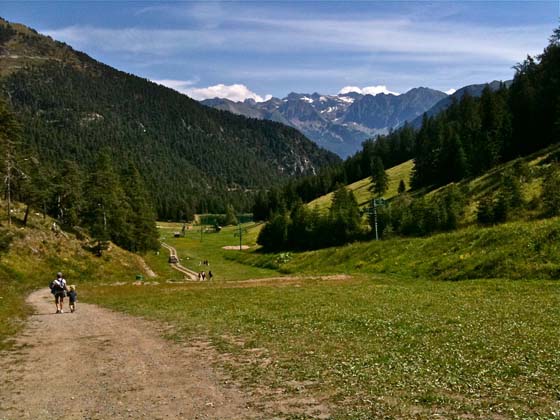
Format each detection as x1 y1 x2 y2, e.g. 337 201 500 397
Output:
0 289 257 420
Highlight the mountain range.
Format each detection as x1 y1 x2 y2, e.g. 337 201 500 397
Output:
409 80 512 128
0 17 339 218
202 88 447 157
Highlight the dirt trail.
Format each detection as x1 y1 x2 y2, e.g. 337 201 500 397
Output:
161 242 199 281
0 289 258 420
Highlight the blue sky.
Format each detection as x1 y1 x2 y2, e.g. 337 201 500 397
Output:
3 1 558 101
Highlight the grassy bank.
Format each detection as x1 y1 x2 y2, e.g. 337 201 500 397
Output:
0 206 148 350
227 216 560 281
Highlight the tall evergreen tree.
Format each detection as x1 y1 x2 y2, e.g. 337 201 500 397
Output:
224 204 238 226
369 156 389 197
82 152 131 254
329 186 362 245
50 160 83 228
0 99 23 225
121 162 159 252
542 165 560 216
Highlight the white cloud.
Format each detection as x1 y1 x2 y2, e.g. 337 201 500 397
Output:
339 85 400 96
153 80 271 102
445 88 457 95
43 18 550 63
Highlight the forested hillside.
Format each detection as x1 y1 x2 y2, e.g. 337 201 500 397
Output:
0 18 339 219
253 27 560 252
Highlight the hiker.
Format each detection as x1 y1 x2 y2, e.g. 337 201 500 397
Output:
67 285 77 313
201 271 206 281
198 272 202 281
50 272 67 314
208 271 213 281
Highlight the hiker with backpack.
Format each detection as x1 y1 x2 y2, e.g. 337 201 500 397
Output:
50 272 68 314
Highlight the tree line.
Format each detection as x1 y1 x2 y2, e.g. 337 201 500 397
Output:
0 98 159 253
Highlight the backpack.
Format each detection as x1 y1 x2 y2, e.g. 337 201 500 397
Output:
50 279 65 293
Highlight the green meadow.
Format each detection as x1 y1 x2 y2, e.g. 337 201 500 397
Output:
81 218 560 419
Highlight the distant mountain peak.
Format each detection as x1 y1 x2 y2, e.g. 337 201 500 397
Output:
202 86 446 157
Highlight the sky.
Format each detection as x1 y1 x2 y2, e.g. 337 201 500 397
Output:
2 1 559 101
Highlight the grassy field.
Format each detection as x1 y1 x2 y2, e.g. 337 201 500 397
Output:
85 274 560 419
308 159 414 212
149 221 277 281
80 216 560 418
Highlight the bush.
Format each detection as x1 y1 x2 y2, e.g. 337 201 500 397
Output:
542 165 560 216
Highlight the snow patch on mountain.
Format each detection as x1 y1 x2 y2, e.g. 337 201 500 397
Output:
339 85 400 96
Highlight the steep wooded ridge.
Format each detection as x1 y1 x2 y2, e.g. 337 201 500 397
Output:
0 18 339 219
409 80 512 128
202 88 446 158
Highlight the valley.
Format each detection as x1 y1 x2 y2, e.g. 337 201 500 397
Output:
0 6 559 420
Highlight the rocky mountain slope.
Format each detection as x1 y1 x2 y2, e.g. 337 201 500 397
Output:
203 88 446 157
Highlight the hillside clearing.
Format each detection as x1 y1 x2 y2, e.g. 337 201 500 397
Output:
308 159 414 212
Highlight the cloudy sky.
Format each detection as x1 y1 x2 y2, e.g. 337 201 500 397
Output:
3 1 558 101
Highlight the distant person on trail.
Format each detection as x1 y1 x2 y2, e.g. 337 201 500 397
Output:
67 285 77 313
208 271 213 281
49 272 67 314
201 271 206 281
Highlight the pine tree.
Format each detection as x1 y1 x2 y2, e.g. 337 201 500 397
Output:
542 165 560 216
477 197 495 225
50 160 83 228
369 156 389 197
329 186 362 245
121 162 159 252
397 179 406 194
257 211 290 251
0 99 23 225
82 152 131 255
224 204 238 226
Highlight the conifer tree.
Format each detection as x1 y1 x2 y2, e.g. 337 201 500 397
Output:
0 99 22 225
224 204 238 226
51 160 83 228
82 151 130 255
121 162 159 252
542 165 560 216
369 156 389 197
329 186 362 245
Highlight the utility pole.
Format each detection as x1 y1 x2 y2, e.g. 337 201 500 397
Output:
373 199 378 241
200 214 204 242
5 147 11 226
234 220 247 250
367 198 386 241
238 222 242 250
